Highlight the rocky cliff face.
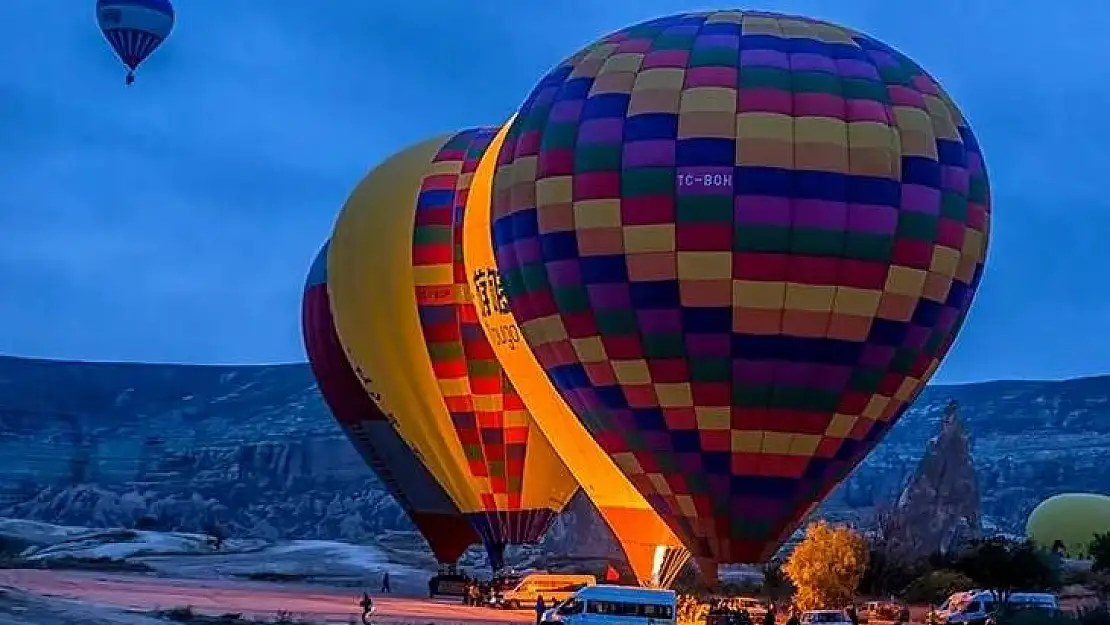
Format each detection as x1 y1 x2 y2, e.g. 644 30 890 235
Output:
880 401 982 554
0 355 1108 552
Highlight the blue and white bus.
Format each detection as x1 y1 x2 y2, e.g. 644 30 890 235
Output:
546 585 677 625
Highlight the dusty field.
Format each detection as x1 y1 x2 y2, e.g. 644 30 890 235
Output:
0 568 535 624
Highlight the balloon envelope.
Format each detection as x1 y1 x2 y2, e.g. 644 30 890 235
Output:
1026 493 1110 558
328 133 579 569
489 10 990 573
302 241 477 564
463 121 690 588
96 0 174 71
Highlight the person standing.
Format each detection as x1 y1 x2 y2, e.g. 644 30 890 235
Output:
764 605 776 625
380 571 391 593
535 595 546 625
359 592 374 625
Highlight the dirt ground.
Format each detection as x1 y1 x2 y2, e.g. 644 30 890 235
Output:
0 568 535 624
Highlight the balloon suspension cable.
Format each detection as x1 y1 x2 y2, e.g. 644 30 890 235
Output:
125 71 135 86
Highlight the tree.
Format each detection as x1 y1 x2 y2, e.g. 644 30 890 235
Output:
134 515 161 531
858 544 922 598
204 522 226 550
1090 533 1110 574
783 521 869 610
760 562 794 602
955 537 1059 605
1089 571 1110 606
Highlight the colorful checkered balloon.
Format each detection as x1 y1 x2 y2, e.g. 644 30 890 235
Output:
412 127 567 569
489 10 990 569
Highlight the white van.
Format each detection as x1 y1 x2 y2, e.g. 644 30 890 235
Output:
492 573 597 609
549 585 676 625
934 590 1059 625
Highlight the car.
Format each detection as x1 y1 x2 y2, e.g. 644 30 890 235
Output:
985 604 1065 625
801 610 854 625
859 601 885 623
864 601 910 623
933 591 1059 625
736 598 771 619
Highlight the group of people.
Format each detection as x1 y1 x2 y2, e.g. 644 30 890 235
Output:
460 578 491 606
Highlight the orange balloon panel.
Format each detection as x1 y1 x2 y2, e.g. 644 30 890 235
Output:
462 120 689 587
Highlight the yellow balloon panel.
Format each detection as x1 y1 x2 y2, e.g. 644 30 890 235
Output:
328 134 481 513
1026 493 1110 558
462 120 689 585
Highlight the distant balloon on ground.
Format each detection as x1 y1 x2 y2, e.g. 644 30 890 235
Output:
301 241 478 565
489 9 990 576
96 0 175 85
1026 493 1110 558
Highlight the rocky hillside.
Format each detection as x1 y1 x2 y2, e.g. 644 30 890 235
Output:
0 354 1107 549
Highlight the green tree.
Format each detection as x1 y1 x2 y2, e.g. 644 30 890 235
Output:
760 562 795 602
859 545 923 598
1090 533 1110 574
955 538 1059 605
783 521 869 610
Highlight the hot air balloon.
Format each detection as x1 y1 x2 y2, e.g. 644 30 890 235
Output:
96 0 175 85
488 10 991 579
328 131 580 571
1026 493 1110 558
463 120 691 588
302 241 478 566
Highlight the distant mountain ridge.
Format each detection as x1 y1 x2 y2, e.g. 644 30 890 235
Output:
0 354 1107 549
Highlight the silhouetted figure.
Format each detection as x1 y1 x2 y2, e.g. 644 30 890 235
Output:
847 606 858 625
380 571 391 593
536 596 546 625
359 592 374 625
785 608 800 625
764 606 776 625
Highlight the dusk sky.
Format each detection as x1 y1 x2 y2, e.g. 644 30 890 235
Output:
0 0 1107 384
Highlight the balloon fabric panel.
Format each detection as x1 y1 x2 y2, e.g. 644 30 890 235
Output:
463 121 690 587
489 10 990 565
96 0 174 70
412 128 577 550
301 243 478 564
328 135 485 515
1026 493 1110 558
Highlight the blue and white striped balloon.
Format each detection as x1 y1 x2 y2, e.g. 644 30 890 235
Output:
95 0 174 84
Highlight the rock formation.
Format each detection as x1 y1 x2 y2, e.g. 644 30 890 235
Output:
880 400 982 555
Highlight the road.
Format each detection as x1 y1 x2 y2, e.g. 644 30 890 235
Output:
0 568 535 624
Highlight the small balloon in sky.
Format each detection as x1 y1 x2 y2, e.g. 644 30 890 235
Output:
95 0 175 86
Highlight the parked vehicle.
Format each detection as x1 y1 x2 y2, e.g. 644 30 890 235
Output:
801 610 853 625
547 585 676 625
933 591 1059 625
490 573 597 609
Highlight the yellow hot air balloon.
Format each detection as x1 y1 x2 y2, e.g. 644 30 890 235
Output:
328 131 578 569
461 120 690 588
1026 493 1110 558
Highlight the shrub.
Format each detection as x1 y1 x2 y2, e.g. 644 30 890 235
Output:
902 570 977 605
1077 606 1110 625
1091 533 1110 574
